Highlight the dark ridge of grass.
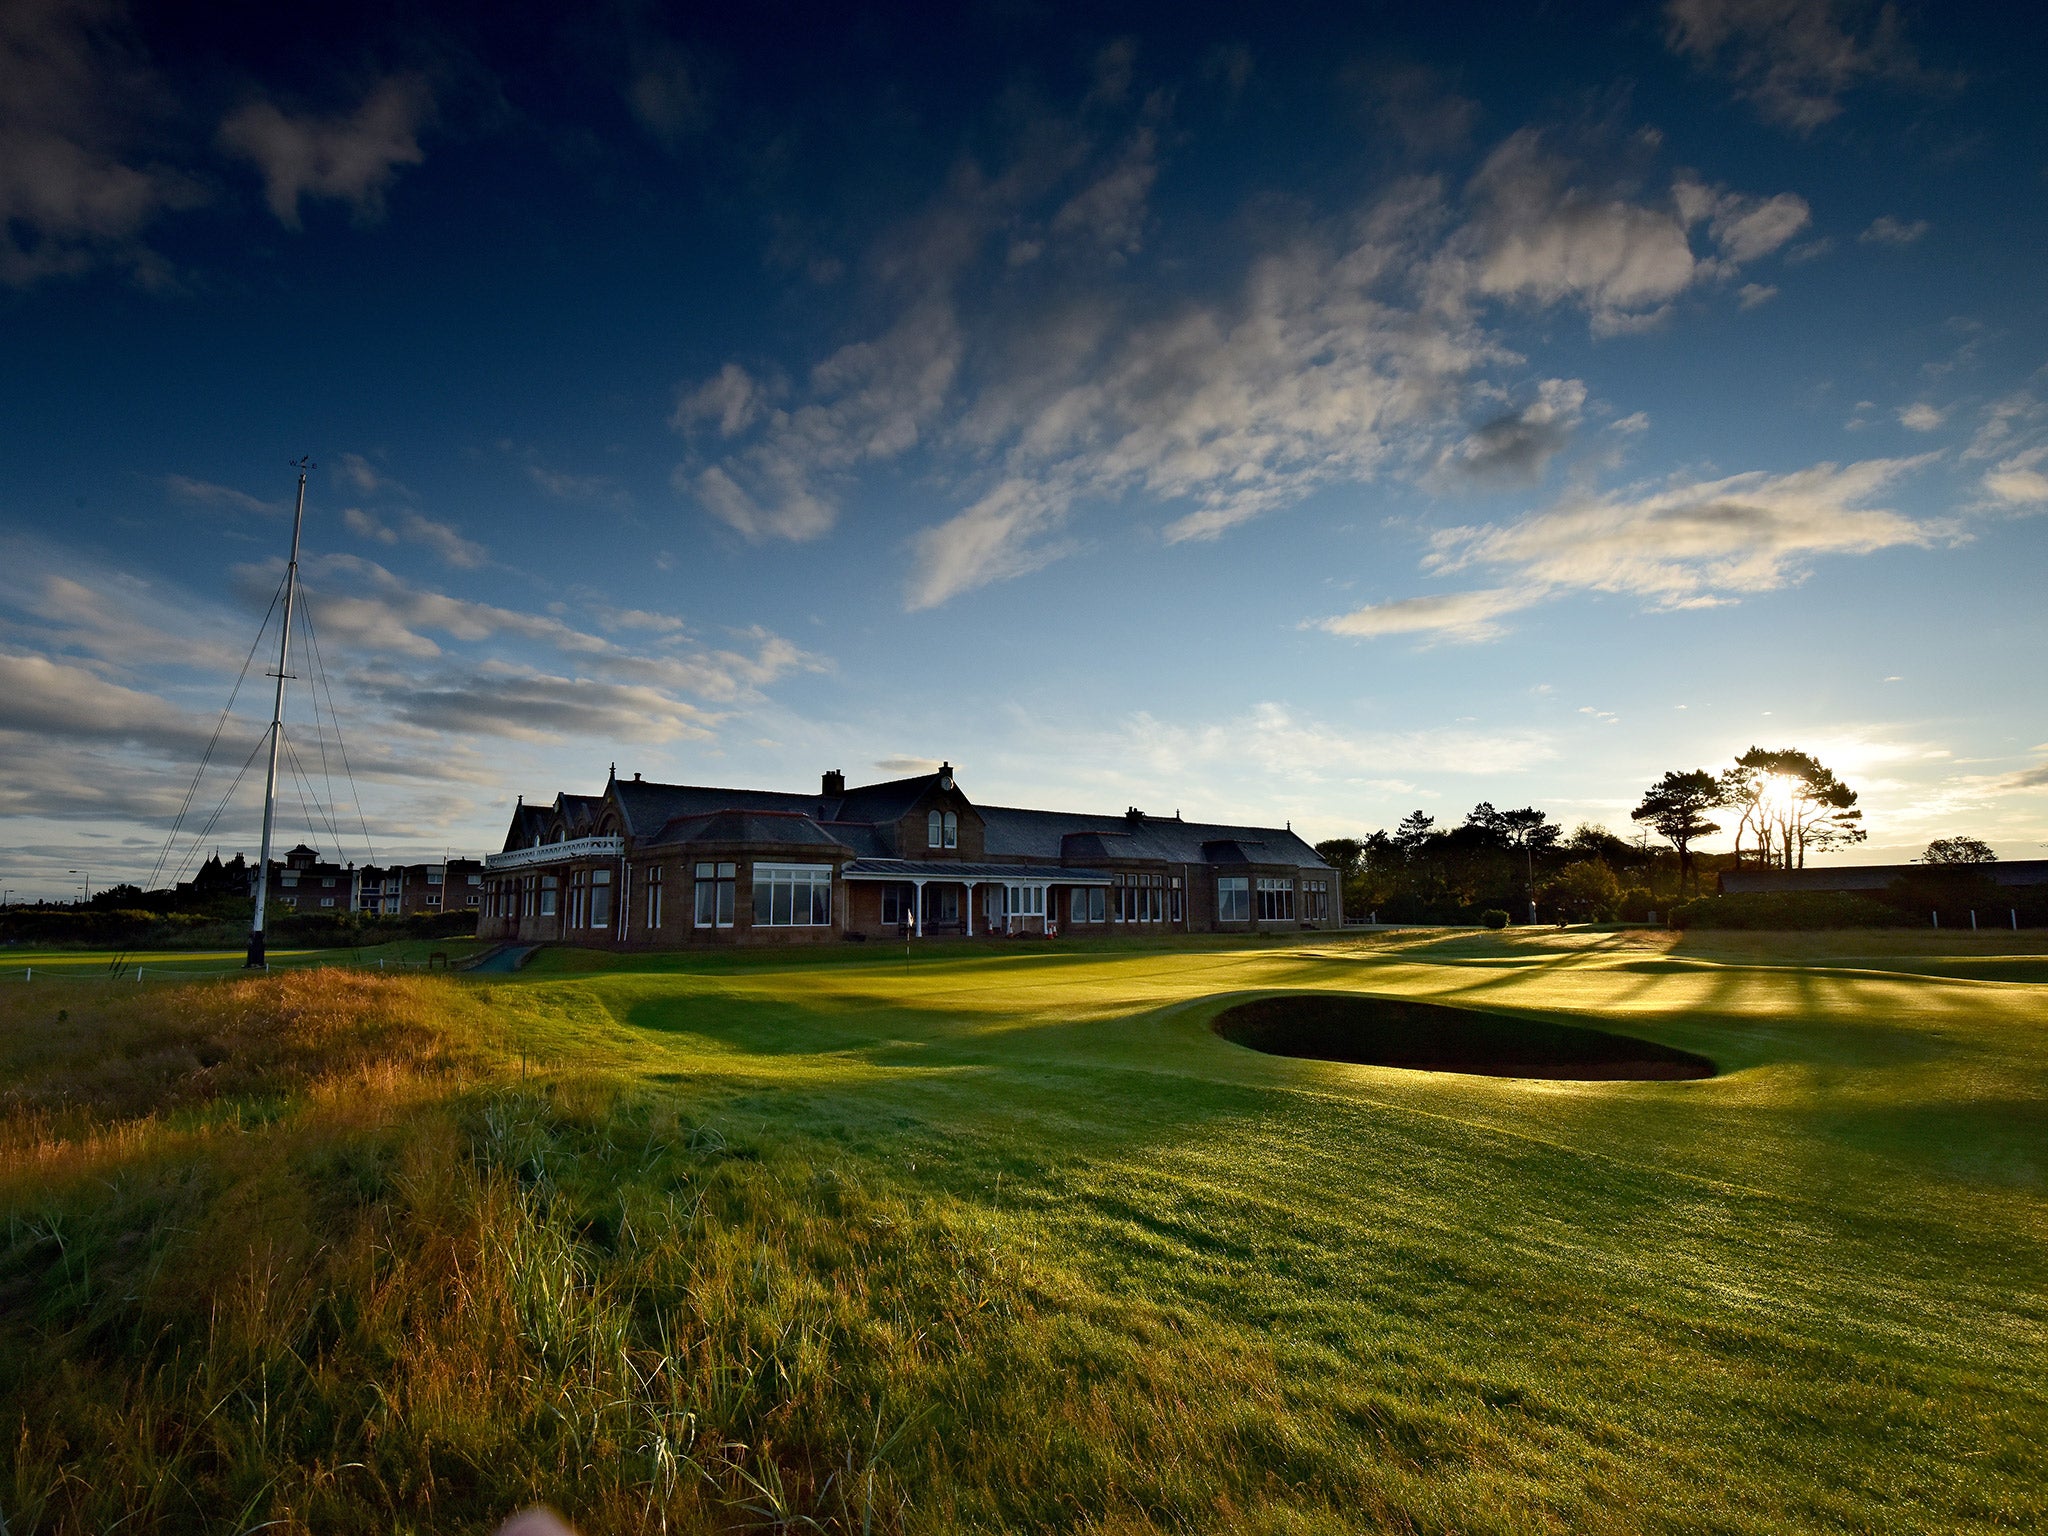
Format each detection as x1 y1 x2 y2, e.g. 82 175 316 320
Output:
1213 993 1717 1080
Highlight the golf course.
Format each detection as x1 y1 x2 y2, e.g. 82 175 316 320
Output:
2 927 2042 1533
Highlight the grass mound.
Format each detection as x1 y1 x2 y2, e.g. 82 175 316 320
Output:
1214 993 1716 1079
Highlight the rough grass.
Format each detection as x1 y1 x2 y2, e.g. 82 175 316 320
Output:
1 930 2044 1533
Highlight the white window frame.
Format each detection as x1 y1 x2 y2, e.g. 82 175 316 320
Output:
1218 876 1250 922
1256 877 1294 922
646 864 663 929
943 810 958 849
1002 883 1046 917
752 862 833 927
589 867 612 929
694 862 737 928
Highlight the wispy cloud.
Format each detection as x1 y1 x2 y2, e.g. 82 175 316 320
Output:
1979 446 2048 509
0 0 203 286
165 474 283 516
1317 587 1540 644
1319 455 1949 642
1664 0 1947 131
1861 214 1930 245
218 75 432 229
341 506 488 568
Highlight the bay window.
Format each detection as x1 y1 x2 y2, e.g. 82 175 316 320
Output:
1217 876 1250 922
1255 878 1293 921
753 863 832 927
695 862 736 927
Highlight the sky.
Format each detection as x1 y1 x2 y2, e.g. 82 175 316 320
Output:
2 0 2045 899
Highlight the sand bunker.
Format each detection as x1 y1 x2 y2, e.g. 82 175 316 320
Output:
1213 994 1714 1081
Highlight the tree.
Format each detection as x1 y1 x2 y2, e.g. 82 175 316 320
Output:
1539 860 1623 922
1922 837 1995 865
1393 811 1436 851
1632 769 1722 891
1720 748 1865 870
1313 838 1364 878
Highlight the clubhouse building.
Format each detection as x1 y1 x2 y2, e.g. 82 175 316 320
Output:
479 764 1336 948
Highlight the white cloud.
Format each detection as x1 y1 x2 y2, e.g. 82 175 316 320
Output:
1427 455 1948 610
680 106 1807 609
1965 390 2044 461
1980 446 2048 508
0 0 202 286
337 451 410 498
676 299 960 543
1459 132 1699 325
218 75 431 228
1897 402 1945 431
1436 377 1587 487
1861 214 1930 245
1737 282 1777 308
165 474 283 516
1665 0 1941 131
1317 586 1541 644
341 506 487 568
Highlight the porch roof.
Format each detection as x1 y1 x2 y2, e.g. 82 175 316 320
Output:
842 858 1113 884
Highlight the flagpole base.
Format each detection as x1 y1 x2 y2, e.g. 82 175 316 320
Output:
245 931 267 969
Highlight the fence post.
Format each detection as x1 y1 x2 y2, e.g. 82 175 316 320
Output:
1932 911 1939 929
1970 910 1978 930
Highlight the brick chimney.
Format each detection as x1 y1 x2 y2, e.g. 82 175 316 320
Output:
822 769 846 796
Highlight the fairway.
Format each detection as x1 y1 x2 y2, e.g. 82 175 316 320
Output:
3 928 2044 1534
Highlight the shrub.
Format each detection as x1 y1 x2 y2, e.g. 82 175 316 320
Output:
1669 891 1903 930
1481 909 1510 930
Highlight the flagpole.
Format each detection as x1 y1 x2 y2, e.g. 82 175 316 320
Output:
247 460 310 968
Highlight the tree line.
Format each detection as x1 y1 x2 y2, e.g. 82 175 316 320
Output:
1316 745 1889 925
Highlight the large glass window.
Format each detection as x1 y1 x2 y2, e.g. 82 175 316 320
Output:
1218 877 1250 922
590 868 612 929
540 874 557 916
881 883 914 925
927 810 943 849
1256 878 1294 921
753 863 832 926
942 810 958 849
1003 883 1045 917
695 862 736 927
1304 880 1328 922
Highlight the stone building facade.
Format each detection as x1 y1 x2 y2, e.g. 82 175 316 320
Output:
479 764 1336 948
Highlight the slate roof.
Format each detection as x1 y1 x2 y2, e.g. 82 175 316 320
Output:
564 769 1331 872
1721 859 2048 894
843 858 1115 882
501 802 552 853
610 773 948 839
979 805 1330 870
644 809 855 852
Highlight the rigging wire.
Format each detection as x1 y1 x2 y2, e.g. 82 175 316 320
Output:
299 593 375 868
141 576 285 896
281 727 345 854
169 731 272 887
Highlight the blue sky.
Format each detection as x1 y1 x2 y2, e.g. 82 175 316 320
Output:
2 0 2044 898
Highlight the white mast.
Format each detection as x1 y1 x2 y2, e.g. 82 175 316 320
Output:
247 460 310 968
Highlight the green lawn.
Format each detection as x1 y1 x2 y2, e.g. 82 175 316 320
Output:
0 935 488 976
2 929 2043 1533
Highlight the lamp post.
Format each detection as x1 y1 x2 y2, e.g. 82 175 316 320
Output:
69 868 90 904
